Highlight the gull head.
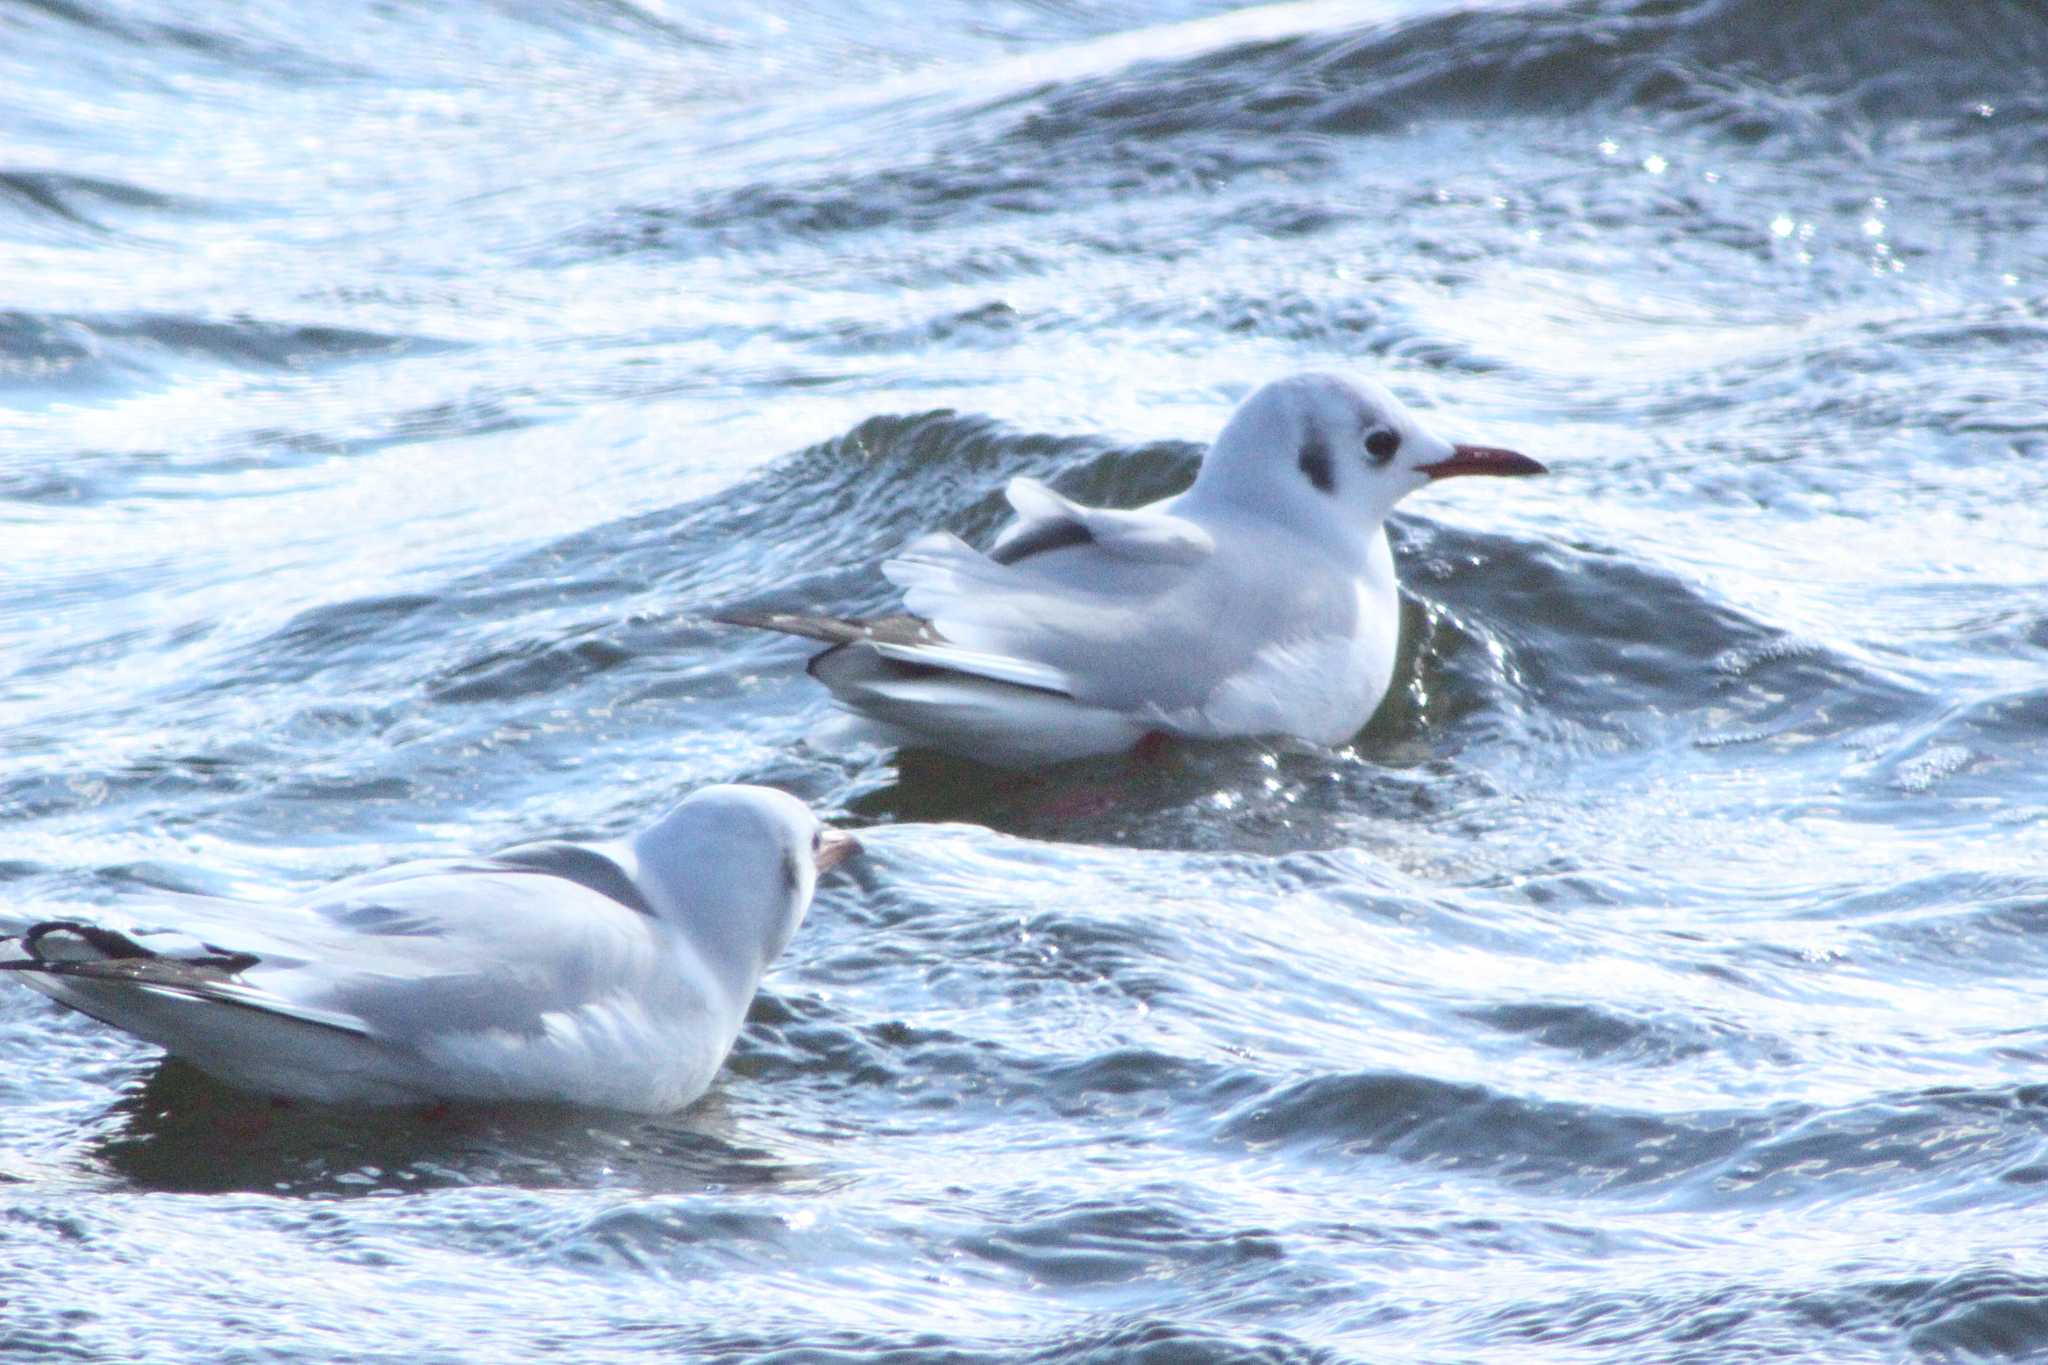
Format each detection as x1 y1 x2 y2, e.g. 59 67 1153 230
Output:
632 784 860 968
1191 371 1544 550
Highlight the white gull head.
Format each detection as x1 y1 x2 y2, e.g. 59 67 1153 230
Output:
1185 371 1544 564
630 784 861 978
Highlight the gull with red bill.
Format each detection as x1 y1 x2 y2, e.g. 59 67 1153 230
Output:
722 371 1546 767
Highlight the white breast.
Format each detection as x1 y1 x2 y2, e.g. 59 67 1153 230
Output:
1173 530 1402 745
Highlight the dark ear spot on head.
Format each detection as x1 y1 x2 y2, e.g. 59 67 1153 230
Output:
1298 432 1334 493
781 851 802 898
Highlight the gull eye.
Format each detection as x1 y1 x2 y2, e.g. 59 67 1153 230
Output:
1365 429 1401 464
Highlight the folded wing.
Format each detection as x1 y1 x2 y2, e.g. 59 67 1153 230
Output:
717 475 1355 761
3 856 670 1051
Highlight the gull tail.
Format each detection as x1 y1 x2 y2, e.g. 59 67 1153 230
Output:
718 604 1135 766
4 918 386 1096
714 609 942 649
718 607 1072 694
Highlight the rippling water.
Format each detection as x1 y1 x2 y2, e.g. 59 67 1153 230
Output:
4 0 2047 1358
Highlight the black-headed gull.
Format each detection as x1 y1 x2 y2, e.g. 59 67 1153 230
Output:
1 785 859 1112
723 371 1545 766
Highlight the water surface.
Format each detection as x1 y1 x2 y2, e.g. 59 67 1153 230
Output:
4 0 2047 1359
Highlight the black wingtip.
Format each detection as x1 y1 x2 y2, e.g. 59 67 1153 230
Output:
987 519 1095 566
3 920 259 975
24 920 157 963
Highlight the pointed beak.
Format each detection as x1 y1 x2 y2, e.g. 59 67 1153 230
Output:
1416 443 1547 480
813 827 862 874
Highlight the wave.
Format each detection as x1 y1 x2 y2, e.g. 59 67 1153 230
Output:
587 0 2048 258
0 167 198 240
1216 1069 2048 1211
1010 0 2048 145
0 308 436 399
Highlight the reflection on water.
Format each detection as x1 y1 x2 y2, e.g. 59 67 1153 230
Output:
92 1061 802 1200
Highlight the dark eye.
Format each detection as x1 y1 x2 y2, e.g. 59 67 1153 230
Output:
1365 429 1401 464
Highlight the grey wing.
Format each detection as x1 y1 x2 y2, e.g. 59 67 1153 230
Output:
876 502 1361 717
719 476 1286 714
264 864 668 1042
988 477 1214 568
5 861 665 1045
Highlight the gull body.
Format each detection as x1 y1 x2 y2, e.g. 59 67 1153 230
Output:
724 372 1544 767
1 785 859 1112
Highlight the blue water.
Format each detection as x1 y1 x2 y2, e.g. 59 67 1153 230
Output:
4 0 2047 1359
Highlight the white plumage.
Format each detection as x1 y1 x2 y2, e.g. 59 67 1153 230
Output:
1 785 859 1112
724 371 1544 766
